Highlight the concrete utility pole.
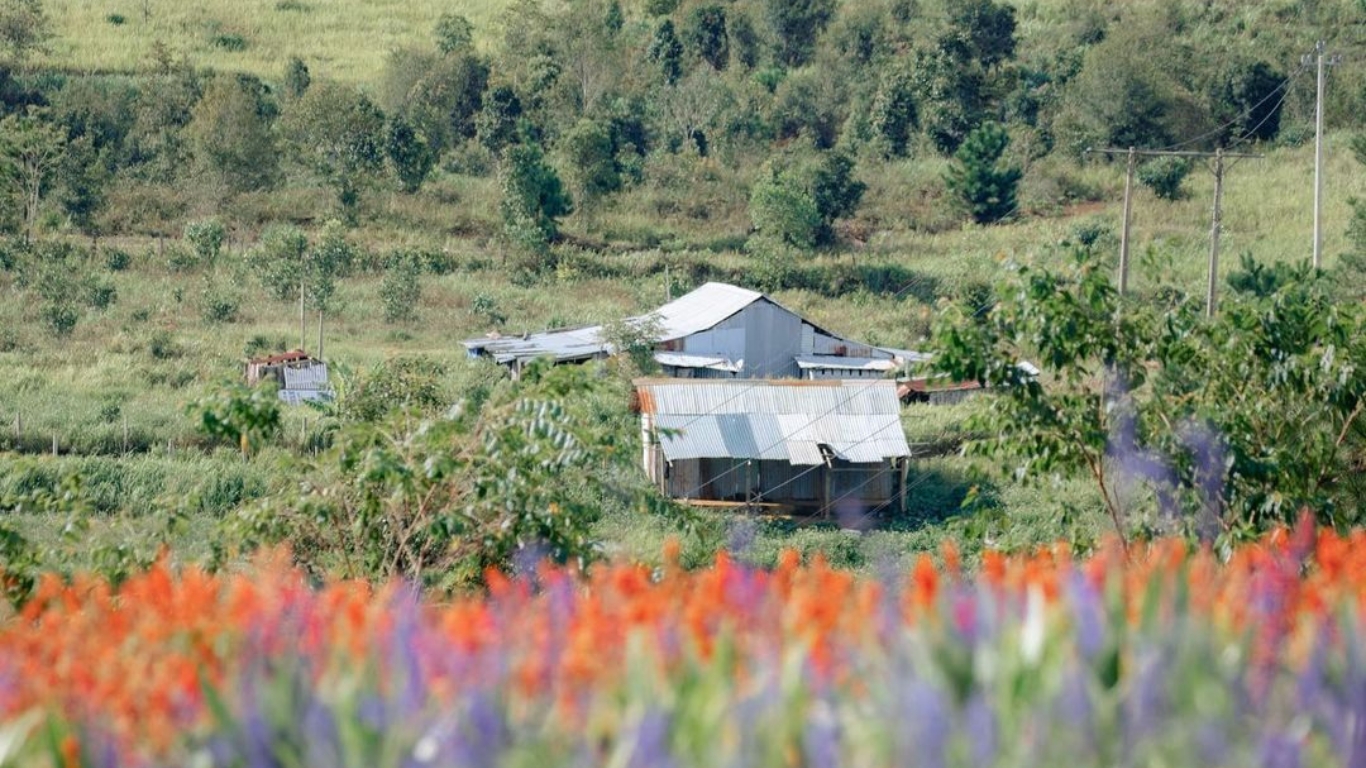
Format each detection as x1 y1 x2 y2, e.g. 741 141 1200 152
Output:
1304 41 1340 269
1208 149 1224 318
1093 147 1260 309
1119 147 1136 295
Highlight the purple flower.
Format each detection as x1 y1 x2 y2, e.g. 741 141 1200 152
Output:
963 693 996 768
1068 571 1105 661
803 699 842 768
626 708 677 768
1259 732 1301 768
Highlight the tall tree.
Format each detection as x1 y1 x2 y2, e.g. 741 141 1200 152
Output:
188 75 280 195
765 0 836 67
281 83 385 224
0 108 65 241
944 121 1021 225
648 20 684 85
385 115 436 194
500 139 571 254
683 5 729 71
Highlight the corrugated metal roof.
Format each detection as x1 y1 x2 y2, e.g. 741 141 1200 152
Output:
648 282 764 341
654 352 743 372
642 379 909 464
461 282 930 371
795 355 899 372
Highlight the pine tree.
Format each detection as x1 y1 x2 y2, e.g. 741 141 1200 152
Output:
943 121 1021 225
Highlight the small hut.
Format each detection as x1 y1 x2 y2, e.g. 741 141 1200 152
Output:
245 350 332 404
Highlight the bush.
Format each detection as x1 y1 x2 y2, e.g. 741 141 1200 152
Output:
212 34 248 52
184 219 227 265
103 247 132 272
1137 156 1192 201
41 303 78 336
85 279 117 310
380 254 421 323
199 285 240 324
248 225 308 301
164 245 199 273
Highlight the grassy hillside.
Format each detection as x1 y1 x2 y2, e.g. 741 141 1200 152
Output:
47 0 508 83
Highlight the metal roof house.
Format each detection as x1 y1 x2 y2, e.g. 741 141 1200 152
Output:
635 378 912 516
462 282 926 380
245 350 333 404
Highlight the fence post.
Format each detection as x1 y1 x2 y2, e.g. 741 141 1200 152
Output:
52 432 58 456
123 416 129 455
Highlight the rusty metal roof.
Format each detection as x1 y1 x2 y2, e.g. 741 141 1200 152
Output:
248 349 314 365
639 379 909 465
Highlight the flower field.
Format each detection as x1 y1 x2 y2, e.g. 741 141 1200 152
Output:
2 521 1366 767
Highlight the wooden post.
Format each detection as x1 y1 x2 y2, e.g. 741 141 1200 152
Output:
1119 147 1136 295
1207 148 1224 319
299 278 307 353
317 310 324 362
123 415 129 455
12 412 19 441
51 433 58 456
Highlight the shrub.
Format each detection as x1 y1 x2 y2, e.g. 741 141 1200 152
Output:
184 219 227 265
199 285 240 324
85 279 117 310
106 13 125 24
164 245 199 273
103 247 132 272
211 34 247 52
380 254 421 323
1137 156 1192 201
40 303 78 336
248 225 308 301
147 330 180 360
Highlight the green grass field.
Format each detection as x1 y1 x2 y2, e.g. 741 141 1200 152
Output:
47 0 508 83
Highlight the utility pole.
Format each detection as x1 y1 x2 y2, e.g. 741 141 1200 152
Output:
1119 147 1136 295
1093 147 1260 310
1208 149 1224 318
1305 41 1340 268
299 278 306 352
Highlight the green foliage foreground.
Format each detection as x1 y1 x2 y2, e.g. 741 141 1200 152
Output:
930 252 1366 545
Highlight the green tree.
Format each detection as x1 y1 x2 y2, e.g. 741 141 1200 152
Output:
190 383 282 456
248 224 308 301
187 75 280 195
280 83 385 224
683 5 728 71
944 121 1021 225
749 166 821 249
434 12 474 55
283 56 310 100
499 139 572 253
0 108 65 242
810 150 866 244
766 0 836 67
929 252 1366 544
1137 156 1191 201
940 0 1016 70
401 52 489 153
385 115 436 194
648 19 684 85
559 117 619 220
870 64 918 157
476 85 523 154
227 364 630 587
184 218 226 265
380 252 421 323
